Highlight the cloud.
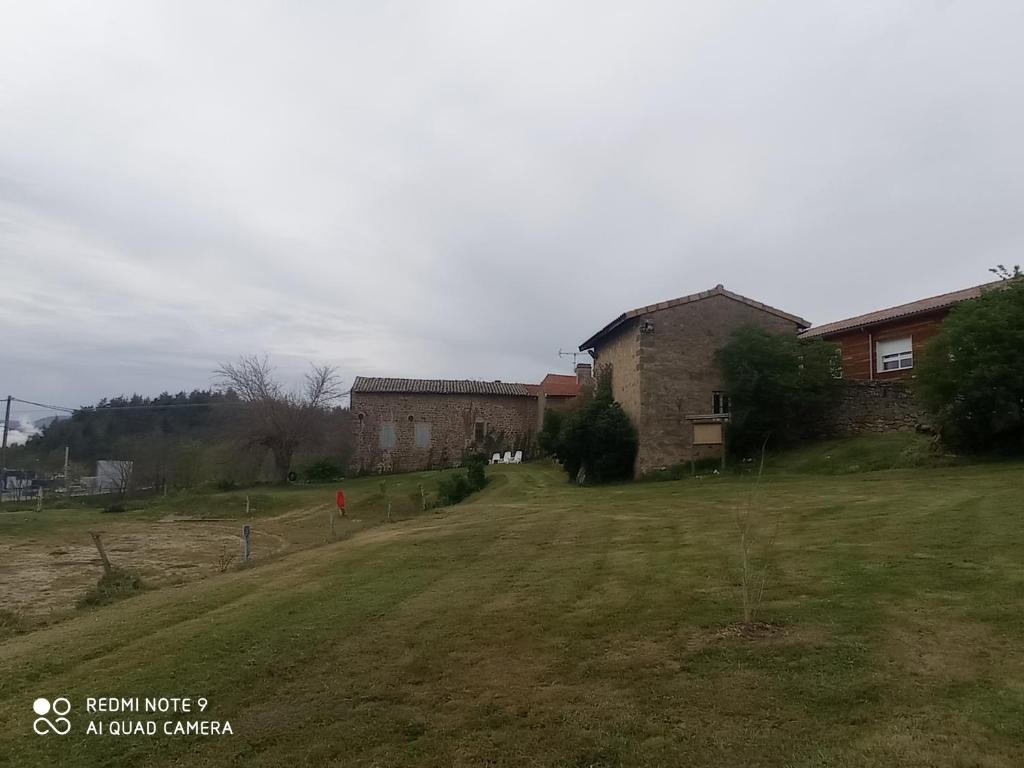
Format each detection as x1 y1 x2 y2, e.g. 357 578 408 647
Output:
2 1 1023 407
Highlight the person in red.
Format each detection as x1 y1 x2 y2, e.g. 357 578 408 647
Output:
335 488 346 518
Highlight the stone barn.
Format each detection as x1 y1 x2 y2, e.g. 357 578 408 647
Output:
579 285 809 475
350 377 539 474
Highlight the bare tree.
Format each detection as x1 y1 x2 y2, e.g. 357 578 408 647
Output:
215 355 343 483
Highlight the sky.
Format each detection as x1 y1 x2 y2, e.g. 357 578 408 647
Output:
2 1 1022 436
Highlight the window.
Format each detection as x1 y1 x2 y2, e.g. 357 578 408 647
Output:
378 422 396 449
474 420 486 441
712 391 730 415
414 422 431 449
876 336 913 372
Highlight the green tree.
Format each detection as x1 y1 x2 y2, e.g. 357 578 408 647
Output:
916 277 1024 453
716 327 840 456
547 373 638 483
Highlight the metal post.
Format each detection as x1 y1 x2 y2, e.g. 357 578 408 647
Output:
242 524 252 561
36 487 43 512
329 507 336 539
63 445 70 497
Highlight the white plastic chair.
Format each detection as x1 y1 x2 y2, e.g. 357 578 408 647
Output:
490 453 501 465
512 450 523 464
502 451 512 464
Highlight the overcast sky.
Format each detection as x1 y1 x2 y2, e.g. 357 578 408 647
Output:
2 1 1022 431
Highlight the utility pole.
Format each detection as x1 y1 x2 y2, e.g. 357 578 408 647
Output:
1 395 11 498
63 445 70 496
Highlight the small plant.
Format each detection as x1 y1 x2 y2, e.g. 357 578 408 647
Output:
78 568 145 607
101 503 128 514
215 480 240 492
215 547 237 573
733 443 781 627
0 608 32 639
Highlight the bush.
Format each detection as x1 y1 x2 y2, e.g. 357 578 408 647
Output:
78 568 145 607
546 373 638 483
716 327 841 456
436 455 488 506
301 458 344 483
916 275 1024 453
538 409 565 456
214 480 240 492
101 503 128 514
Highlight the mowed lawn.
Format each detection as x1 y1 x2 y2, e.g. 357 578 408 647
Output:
2 461 1023 767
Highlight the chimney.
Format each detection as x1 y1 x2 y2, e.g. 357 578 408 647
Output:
575 362 593 390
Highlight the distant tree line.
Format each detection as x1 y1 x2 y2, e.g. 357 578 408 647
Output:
11 357 354 489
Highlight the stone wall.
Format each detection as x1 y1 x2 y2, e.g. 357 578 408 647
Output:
816 380 928 436
351 392 537 475
633 294 804 473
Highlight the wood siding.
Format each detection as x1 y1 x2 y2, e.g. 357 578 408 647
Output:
827 310 950 380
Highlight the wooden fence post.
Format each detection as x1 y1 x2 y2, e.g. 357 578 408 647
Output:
89 531 113 577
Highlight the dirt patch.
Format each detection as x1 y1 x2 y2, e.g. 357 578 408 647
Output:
0 523 252 617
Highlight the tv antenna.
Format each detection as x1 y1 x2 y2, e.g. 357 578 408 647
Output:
558 349 589 366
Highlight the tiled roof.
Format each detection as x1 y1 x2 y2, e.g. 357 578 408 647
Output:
351 376 532 397
799 280 1003 339
539 374 581 397
579 284 809 350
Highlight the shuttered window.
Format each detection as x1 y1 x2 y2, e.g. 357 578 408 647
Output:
876 336 913 372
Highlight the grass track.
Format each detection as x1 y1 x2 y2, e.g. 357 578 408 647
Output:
2 460 1024 766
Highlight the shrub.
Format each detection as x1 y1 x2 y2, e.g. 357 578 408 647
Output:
78 568 145 607
436 455 488 506
547 372 638 483
302 458 344 483
538 409 564 456
436 473 473 506
916 275 1024 453
462 453 488 490
101 503 128 514
716 327 841 456
214 480 240 492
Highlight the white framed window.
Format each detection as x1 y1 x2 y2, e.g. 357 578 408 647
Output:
712 391 730 415
876 336 913 372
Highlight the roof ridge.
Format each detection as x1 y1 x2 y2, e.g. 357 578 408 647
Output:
800 279 1003 338
579 284 809 350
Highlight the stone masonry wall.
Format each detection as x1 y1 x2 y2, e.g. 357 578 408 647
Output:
591 317 642 428
816 380 927 437
351 392 537 475
635 294 804 474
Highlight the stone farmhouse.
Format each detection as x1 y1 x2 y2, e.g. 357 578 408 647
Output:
350 368 589 474
578 285 809 475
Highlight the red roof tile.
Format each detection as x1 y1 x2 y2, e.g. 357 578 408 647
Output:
539 374 580 397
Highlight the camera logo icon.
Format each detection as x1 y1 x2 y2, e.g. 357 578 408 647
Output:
32 697 71 735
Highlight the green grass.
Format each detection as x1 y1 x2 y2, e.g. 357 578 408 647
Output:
2 459 1024 766
764 431 961 474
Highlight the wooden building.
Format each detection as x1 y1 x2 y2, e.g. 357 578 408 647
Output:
799 280 1002 380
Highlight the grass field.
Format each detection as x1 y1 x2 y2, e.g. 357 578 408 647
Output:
2 451 1023 767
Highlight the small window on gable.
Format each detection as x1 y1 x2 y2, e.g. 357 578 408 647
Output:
712 392 730 415
474 420 486 441
414 422 431 449
379 422 396 450
877 336 913 372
